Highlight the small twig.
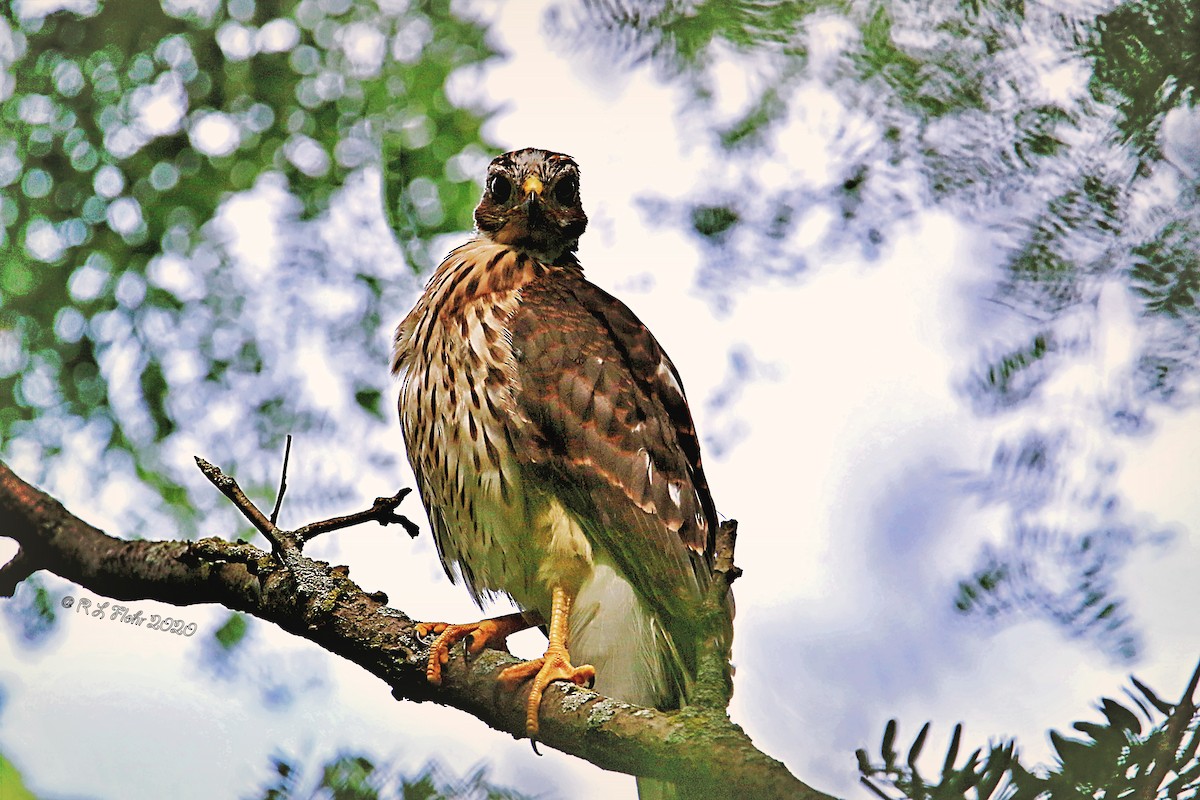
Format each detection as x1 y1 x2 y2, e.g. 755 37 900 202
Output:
194 456 291 552
269 435 293 526
690 519 739 711
1181 658 1200 713
0 546 36 597
714 519 743 585
295 489 419 544
197 452 418 554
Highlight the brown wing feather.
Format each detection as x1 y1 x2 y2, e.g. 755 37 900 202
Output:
507 270 719 628
566 278 720 558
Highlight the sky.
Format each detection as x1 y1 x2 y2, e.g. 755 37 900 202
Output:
2 2 1200 799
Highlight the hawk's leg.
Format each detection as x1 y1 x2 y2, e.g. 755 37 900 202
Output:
497 585 596 738
417 612 536 685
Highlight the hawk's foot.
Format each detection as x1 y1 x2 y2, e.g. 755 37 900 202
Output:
416 612 533 685
498 644 596 738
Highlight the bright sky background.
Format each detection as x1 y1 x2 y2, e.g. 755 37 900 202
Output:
3 2 1199 799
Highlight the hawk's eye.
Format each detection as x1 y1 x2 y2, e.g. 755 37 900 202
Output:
553 174 578 205
488 174 512 203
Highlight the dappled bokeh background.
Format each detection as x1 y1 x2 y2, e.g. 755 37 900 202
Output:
1 0 1198 798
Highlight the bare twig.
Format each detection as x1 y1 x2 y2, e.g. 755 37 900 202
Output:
1182 659 1200 711
270 434 293 526
689 519 739 712
196 453 417 553
0 546 35 597
714 519 743 585
194 456 282 546
295 489 419 543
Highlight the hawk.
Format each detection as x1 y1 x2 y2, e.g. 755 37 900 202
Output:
392 148 731 747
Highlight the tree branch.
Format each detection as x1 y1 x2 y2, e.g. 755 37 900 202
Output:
0 545 35 595
195 455 281 546
0 458 834 799
1138 658 1200 800
270 434 293 526
295 489 419 543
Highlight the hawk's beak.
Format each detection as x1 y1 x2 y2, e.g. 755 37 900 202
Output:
522 175 544 221
522 176 544 197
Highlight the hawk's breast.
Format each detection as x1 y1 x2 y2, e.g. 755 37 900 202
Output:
392 239 578 609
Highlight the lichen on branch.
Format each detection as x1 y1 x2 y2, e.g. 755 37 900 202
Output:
0 458 831 799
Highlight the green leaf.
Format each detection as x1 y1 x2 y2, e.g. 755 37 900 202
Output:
1131 674 1174 715
690 205 739 239
942 723 962 780
1049 729 1093 769
881 718 899 767
907 721 930 769
213 611 248 650
1100 697 1142 735
354 387 384 419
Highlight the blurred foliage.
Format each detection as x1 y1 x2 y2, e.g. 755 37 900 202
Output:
0 0 494 531
213 608 249 649
549 0 1199 659
953 427 1154 661
858 659 1200 799
548 0 1197 305
0 753 40 800
966 334 1054 414
256 752 532 800
196 605 329 709
0 0 1194 667
0 749 532 800
0 576 59 648
1088 0 1199 158
953 524 1140 661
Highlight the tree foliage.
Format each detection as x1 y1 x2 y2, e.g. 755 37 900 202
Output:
0 0 494 531
858 660 1200 799
1 1 1197 795
547 0 1199 660
0 748 534 800
254 752 533 800
4 0 1195 650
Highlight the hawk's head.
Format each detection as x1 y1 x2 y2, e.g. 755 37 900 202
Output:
474 148 588 264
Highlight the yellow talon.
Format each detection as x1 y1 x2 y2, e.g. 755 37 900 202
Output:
415 612 532 685
496 586 593 738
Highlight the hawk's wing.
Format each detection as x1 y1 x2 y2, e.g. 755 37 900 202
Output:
506 270 719 627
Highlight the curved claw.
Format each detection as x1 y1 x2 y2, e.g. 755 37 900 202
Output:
415 613 533 685
499 650 596 739
415 621 447 641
